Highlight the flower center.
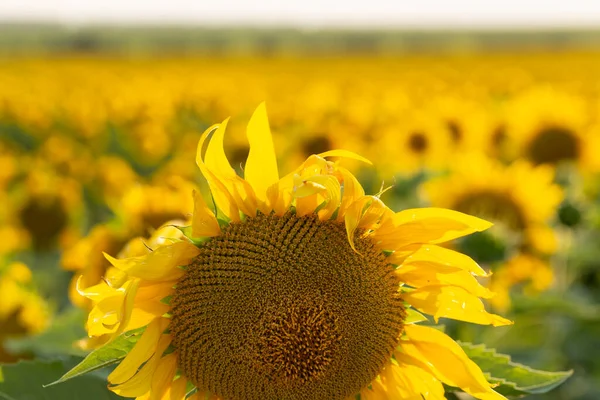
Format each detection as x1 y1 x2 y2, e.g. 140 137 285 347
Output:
171 213 404 400
19 196 68 250
408 131 428 153
527 126 580 165
453 191 526 231
302 135 332 158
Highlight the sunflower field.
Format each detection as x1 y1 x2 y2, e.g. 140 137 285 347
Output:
1 30 600 400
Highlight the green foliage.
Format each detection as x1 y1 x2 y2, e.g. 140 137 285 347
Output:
457 342 573 397
405 308 428 324
47 329 144 386
0 359 122 400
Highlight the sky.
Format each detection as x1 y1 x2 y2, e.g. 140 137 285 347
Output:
1 0 600 29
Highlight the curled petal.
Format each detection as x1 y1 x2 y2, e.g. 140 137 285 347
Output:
196 123 240 221
318 149 372 164
344 196 389 252
104 241 200 281
191 190 221 238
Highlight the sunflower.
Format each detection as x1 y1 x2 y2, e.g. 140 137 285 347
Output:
502 86 597 170
424 153 563 256
8 161 85 252
428 95 498 155
0 262 49 362
376 111 451 174
80 104 510 400
489 253 554 312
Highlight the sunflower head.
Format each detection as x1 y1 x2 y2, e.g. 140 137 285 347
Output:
81 104 510 400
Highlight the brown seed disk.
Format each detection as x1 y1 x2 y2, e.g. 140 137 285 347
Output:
170 213 405 400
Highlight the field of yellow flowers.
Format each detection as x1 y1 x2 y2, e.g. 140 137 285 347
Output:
1 50 600 399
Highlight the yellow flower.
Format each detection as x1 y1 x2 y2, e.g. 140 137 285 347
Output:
502 86 597 170
6 162 85 251
82 104 510 400
377 111 451 173
424 153 563 255
0 262 49 362
489 253 554 312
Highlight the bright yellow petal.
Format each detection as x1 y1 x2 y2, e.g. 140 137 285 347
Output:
399 325 507 400
109 335 171 397
381 356 446 400
396 265 493 299
403 285 513 326
87 293 125 336
104 241 200 281
318 149 372 164
202 118 259 216
204 119 237 180
196 124 240 222
164 376 187 400
309 175 341 220
344 196 388 252
77 277 118 302
399 244 489 277
244 102 279 203
191 190 221 238
149 353 178 400
108 318 168 385
375 208 493 249
336 167 366 222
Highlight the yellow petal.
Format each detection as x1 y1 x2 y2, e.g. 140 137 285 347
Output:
396 264 493 299
149 353 178 400
399 325 507 400
336 167 366 221
399 244 489 277
318 149 372 164
267 177 293 216
109 335 171 397
87 293 125 336
204 119 237 180
104 241 200 281
375 208 493 249
244 102 279 203
77 277 118 302
295 193 323 217
113 279 142 337
191 190 221 238
202 118 259 217
403 285 513 326
380 356 446 400
164 377 187 400
344 196 388 252
196 124 240 222
309 175 341 220
108 318 168 385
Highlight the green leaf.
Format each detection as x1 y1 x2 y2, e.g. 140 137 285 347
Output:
46 328 144 386
404 308 428 324
457 341 573 396
0 359 123 400
5 308 87 358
